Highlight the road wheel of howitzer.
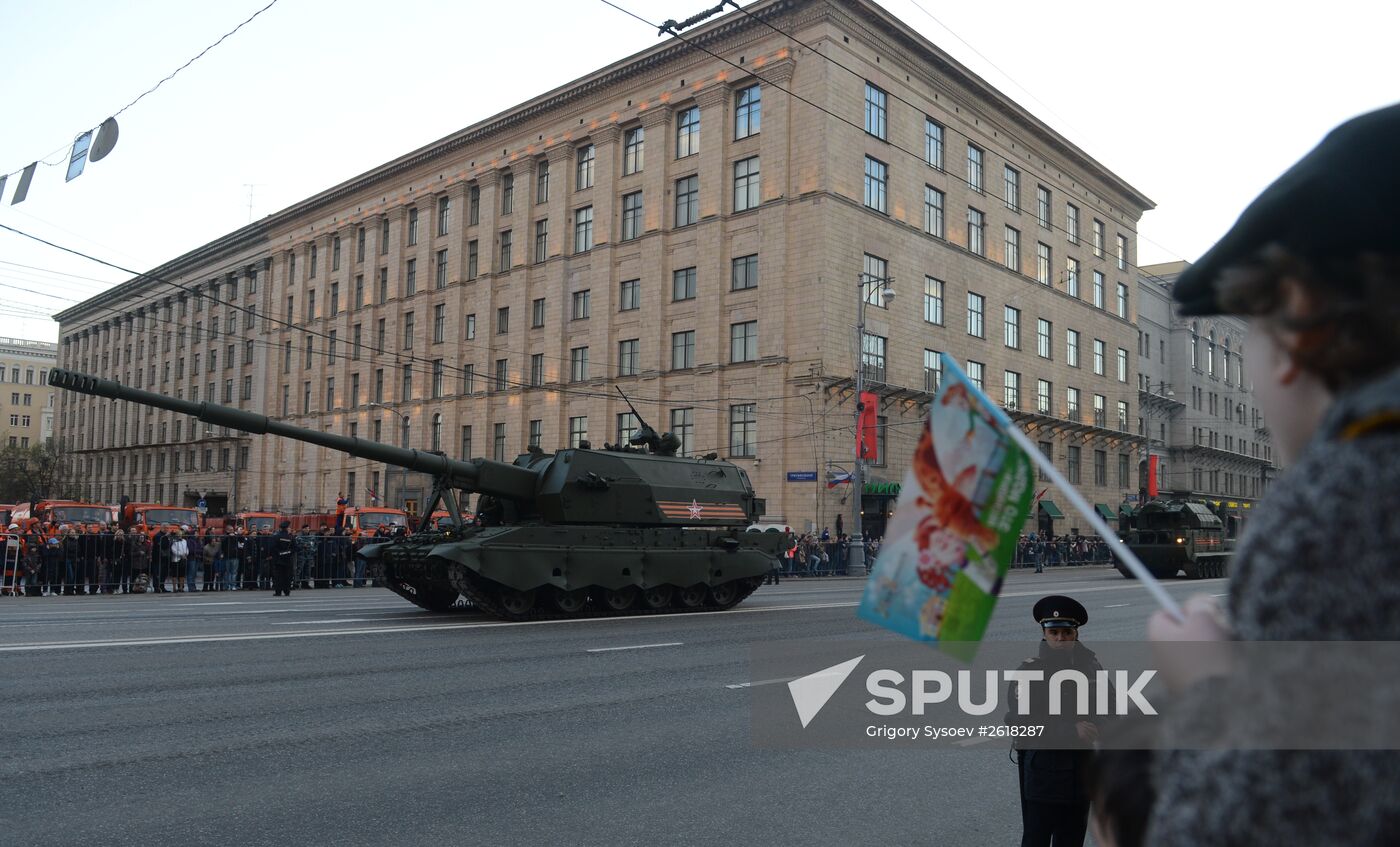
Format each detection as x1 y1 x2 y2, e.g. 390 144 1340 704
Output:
549 587 590 615
676 584 708 609
401 581 463 613
640 585 674 610
707 581 742 609
495 587 537 621
598 585 639 613
446 561 506 619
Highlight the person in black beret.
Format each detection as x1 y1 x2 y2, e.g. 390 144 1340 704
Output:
1006 594 1108 847
1147 103 1400 846
271 521 295 597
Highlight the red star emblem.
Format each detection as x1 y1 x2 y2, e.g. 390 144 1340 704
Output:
687 500 704 519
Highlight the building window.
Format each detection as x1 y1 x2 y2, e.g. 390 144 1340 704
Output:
1092 271 1105 309
532 297 546 328
623 126 645 175
1067 445 1082 484
733 156 760 211
924 186 945 237
1094 449 1107 486
1118 453 1130 488
924 276 944 325
357 227 366 262
1117 282 1129 319
534 219 548 263
576 144 595 189
1036 379 1052 414
1093 393 1107 427
433 304 446 343
1004 227 1021 272
674 175 699 227
571 289 591 320
437 195 451 236
621 191 643 241
465 313 476 341
863 82 887 139
1117 348 1128 382
434 360 449 400
924 117 943 169
1003 306 1020 349
1117 234 1129 270
569 346 589 382
863 156 888 213
999 166 1021 212
494 423 507 460
1093 339 1106 375
402 365 414 401
729 404 757 457
529 354 544 386
966 292 985 338
730 321 758 363
619 278 640 311
1093 219 1105 258
731 254 758 291
467 241 479 280
568 416 588 448
332 237 341 271
1067 329 1080 368
536 160 549 204
966 144 983 192
861 253 888 307
403 313 415 349
923 349 942 392
310 243 319 277
405 258 417 295
406 208 419 246
676 106 700 158
494 358 508 391
435 249 448 289
617 339 640 376
965 360 984 391
1037 318 1052 359
1036 185 1052 228
527 419 542 449
967 207 985 256
469 185 480 225
1036 243 1052 285
1067 386 1080 421
573 207 593 253
1066 257 1080 298
461 364 475 394
672 267 697 301
1117 400 1130 431
499 230 513 271
1066 204 1079 244
497 306 510 334
670 408 694 457
1003 371 1020 410
671 330 695 370
861 333 887 382
735 84 761 139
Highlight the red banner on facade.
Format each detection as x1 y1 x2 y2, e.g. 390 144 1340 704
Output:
1148 454 1160 498
857 391 879 463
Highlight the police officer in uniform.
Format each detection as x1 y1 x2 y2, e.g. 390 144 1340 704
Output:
1006 595 1107 847
271 520 296 597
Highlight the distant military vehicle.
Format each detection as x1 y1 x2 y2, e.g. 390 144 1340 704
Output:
1119 498 1232 580
50 370 788 619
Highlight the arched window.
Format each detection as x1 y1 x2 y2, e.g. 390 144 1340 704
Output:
1207 328 1216 377
1190 322 1199 370
1223 338 1232 384
431 413 443 452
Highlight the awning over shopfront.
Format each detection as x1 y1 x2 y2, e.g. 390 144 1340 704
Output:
1094 503 1117 520
1039 500 1065 519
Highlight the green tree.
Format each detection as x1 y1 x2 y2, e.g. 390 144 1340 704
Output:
0 442 73 504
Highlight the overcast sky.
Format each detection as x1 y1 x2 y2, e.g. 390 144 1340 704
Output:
1 0 1395 342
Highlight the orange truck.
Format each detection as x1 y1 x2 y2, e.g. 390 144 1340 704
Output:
339 506 409 536
11 500 118 532
230 511 285 534
123 503 202 536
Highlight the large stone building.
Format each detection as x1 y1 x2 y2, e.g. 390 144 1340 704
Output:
1136 261 1280 537
0 337 57 449
54 0 1151 537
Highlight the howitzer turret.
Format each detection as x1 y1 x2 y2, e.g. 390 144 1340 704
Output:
49 368 788 619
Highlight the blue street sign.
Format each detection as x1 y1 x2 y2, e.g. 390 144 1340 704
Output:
786 471 818 482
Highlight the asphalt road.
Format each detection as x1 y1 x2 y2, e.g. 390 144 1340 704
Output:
1 567 1225 846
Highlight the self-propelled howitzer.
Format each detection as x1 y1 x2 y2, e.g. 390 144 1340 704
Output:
49 368 788 618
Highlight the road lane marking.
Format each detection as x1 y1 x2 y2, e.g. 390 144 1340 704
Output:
726 676 797 690
1105 603 1130 608
0 601 863 651
270 619 375 625
586 641 683 653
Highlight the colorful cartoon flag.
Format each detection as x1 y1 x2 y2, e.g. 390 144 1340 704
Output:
858 354 1035 656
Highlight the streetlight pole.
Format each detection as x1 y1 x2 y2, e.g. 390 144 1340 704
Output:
370 402 409 510
849 273 894 578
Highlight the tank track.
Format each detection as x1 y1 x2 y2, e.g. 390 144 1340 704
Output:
443 558 763 622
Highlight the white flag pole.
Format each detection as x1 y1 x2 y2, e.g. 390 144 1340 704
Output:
1001 424 1184 622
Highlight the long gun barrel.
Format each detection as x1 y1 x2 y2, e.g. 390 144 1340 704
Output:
48 369 537 501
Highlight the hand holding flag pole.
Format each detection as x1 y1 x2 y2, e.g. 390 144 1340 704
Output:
999 424 1185 623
